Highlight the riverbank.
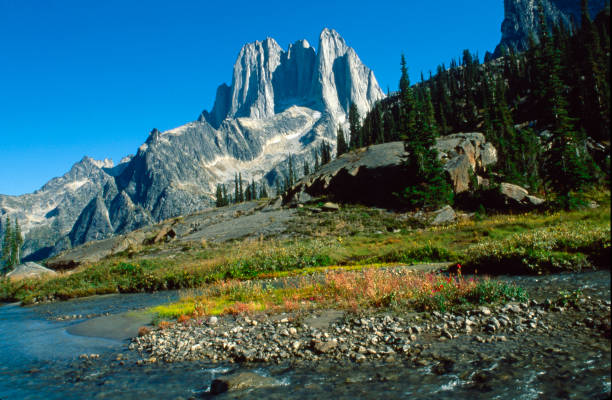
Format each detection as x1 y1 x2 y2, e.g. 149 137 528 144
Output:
0 270 609 399
1 193 609 305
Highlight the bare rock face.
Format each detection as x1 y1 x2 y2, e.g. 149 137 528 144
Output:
284 133 497 208
492 0 607 58
2 28 385 261
68 195 114 246
435 133 497 194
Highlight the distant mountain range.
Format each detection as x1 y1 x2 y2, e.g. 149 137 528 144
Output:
0 28 384 261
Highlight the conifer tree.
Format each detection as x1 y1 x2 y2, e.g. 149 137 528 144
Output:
303 161 310 177
238 173 244 203
259 183 268 199
234 173 239 204
215 184 224 207
12 220 22 268
398 55 417 140
1 216 13 272
320 142 331 165
336 126 348 157
348 103 361 149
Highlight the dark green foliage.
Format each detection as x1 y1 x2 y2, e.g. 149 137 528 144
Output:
320 141 331 165
348 103 361 149
398 56 453 209
1 217 23 273
354 7 609 200
215 184 229 207
336 126 348 157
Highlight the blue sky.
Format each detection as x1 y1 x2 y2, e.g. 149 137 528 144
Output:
0 0 504 195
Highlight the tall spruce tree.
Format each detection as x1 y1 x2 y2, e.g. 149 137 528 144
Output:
400 59 453 208
1 216 13 272
12 220 22 268
348 103 361 149
336 126 348 157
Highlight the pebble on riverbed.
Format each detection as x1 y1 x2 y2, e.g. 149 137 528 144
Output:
128 296 611 366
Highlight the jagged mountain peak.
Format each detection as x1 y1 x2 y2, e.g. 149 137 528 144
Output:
491 0 608 58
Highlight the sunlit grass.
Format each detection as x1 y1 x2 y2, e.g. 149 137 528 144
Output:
0 189 608 304
152 268 527 321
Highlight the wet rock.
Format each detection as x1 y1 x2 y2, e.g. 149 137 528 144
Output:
313 340 338 354
210 372 279 394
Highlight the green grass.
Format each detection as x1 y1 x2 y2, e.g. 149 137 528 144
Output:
0 190 609 304
151 268 528 320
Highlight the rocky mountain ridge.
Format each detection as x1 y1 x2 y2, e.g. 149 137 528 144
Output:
491 0 607 58
0 28 384 261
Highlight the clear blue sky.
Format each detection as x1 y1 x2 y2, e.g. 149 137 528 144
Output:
0 0 504 195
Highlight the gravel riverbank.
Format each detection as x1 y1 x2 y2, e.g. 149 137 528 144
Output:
131 296 611 366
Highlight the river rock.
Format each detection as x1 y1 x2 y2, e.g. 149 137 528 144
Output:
210 372 279 394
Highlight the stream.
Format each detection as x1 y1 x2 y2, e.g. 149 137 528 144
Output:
0 270 609 399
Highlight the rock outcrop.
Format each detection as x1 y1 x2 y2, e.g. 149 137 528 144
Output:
283 133 497 208
491 0 607 58
5 262 57 281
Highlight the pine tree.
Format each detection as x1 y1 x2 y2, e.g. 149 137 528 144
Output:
336 126 348 157
1 216 13 272
398 55 417 141
238 173 244 203
259 183 268 199
348 103 361 149
234 173 239 204
400 58 453 209
215 184 224 207
314 151 320 171
12 220 22 268
320 142 331 165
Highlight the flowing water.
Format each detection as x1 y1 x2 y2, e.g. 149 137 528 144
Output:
0 271 609 400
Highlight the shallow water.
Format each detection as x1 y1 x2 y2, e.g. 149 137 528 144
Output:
0 271 609 399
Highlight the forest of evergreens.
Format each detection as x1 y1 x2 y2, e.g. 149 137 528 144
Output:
354 1 609 205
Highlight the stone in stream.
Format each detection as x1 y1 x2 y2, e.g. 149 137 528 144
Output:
209 372 279 394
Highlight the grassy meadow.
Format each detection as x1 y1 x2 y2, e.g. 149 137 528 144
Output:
0 190 609 310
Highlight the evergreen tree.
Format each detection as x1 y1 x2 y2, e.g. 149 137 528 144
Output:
215 184 224 207
1 216 13 272
222 185 228 206
400 58 453 208
348 103 361 149
303 161 310 177
12 220 23 268
259 183 268 199
314 151 320 171
320 142 331 165
398 55 417 141
336 126 348 157
234 173 239 204
238 173 244 203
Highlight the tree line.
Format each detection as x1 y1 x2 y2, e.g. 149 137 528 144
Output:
1 216 23 274
214 141 333 207
348 0 609 206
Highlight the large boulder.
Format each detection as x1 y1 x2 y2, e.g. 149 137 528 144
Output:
498 182 545 209
209 372 279 395
284 133 497 208
6 262 57 281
